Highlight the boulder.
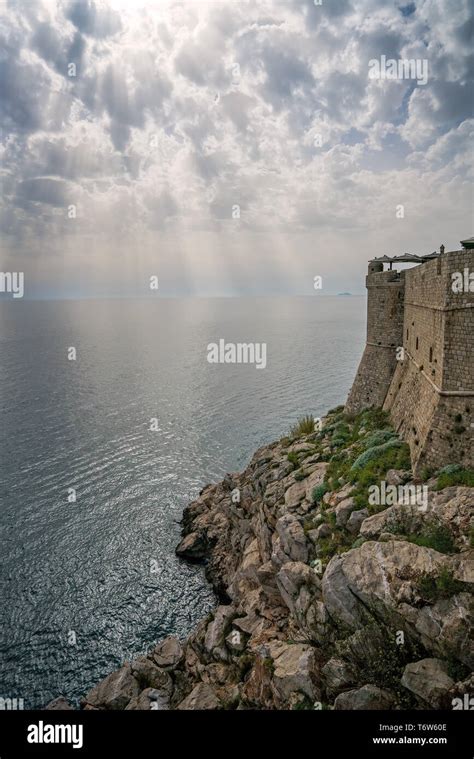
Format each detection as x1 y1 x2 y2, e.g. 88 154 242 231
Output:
152 637 184 669
305 464 329 500
175 531 208 560
315 523 332 539
334 685 396 710
360 490 472 551
276 561 318 618
323 540 472 666
44 696 73 710
335 497 355 527
321 658 355 699
346 508 368 535
284 480 307 509
130 656 173 694
204 605 235 659
275 514 308 563
386 469 406 486
323 483 354 507
322 540 449 629
125 687 169 710
401 659 454 708
82 665 140 710
413 593 473 668
176 683 220 710
360 511 388 540
270 643 320 702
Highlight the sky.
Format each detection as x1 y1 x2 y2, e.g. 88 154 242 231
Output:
0 0 472 298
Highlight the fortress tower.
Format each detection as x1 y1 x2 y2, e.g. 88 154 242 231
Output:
346 247 474 475
345 261 405 415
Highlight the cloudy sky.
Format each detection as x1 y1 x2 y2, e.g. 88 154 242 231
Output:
0 0 472 297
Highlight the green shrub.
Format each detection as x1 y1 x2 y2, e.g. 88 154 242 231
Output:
294 470 306 481
437 464 463 475
435 468 474 490
351 438 403 471
327 404 345 415
287 451 299 467
410 522 456 554
327 511 337 528
446 657 470 683
358 408 391 431
417 568 468 602
289 415 315 437
362 429 397 450
311 483 328 504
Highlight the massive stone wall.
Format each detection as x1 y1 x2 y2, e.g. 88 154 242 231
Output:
385 250 473 474
345 267 405 415
347 248 474 474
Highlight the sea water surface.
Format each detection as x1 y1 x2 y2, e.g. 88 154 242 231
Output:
0 296 365 707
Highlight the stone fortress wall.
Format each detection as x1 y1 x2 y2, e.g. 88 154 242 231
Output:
346 248 474 475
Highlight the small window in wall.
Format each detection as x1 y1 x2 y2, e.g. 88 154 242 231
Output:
406 328 409 340
416 337 419 350
437 257 441 275
429 347 433 362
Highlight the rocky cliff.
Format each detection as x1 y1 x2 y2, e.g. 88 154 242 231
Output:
50 406 473 711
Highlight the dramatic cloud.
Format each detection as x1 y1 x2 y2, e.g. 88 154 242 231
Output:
0 0 472 297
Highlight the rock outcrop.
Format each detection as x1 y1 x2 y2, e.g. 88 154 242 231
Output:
69 406 473 712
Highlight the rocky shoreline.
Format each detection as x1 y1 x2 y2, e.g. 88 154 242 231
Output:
47 406 473 711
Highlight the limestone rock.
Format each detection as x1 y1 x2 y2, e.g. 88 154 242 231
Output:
315 523 332 539
152 637 184 669
321 658 356 699
176 683 220 710
275 514 308 563
276 561 318 620
175 531 208 560
346 508 368 535
324 483 354 507
204 605 235 659
82 665 140 710
401 659 454 708
270 643 320 702
125 687 169 711
413 593 473 668
334 685 396 710
322 540 449 629
130 656 173 694
335 497 355 527
44 696 73 710
360 511 388 540
305 463 329 500
386 469 406 486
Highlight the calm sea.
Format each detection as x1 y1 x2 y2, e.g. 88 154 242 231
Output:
0 296 365 707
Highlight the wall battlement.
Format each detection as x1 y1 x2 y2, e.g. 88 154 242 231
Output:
345 248 474 475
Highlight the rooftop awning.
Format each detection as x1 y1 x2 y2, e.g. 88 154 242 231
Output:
369 254 427 264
